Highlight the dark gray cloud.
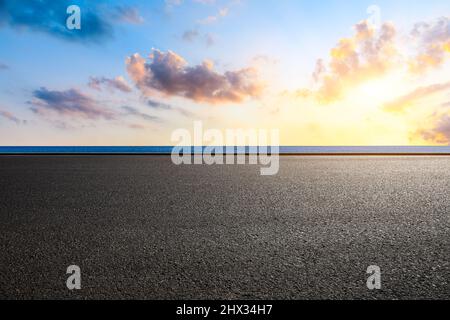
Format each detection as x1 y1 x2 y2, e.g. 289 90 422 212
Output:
181 30 215 46
30 87 115 119
126 49 264 104
88 76 132 93
121 106 158 122
182 29 199 42
28 87 162 129
0 0 142 43
147 99 172 109
147 99 196 118
0 63 9 70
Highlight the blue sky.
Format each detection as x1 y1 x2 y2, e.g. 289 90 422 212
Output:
0 0 449 145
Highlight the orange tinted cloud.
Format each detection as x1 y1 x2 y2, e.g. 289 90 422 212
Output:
444 42 450 53
0 109 24 125
309 21 398 104
88 76 132 93
126 49 264 104
409 17 450 74
383 81 450 113
416 114 450 145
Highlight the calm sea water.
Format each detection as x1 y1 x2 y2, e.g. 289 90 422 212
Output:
1 146 450 154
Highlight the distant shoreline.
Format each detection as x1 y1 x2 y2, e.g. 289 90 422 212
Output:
2 153 450 156
2 146 450 156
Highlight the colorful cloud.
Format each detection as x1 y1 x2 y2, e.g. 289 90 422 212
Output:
383 81 450 113
29 87 115 120
88 76 132 93
307 20 398 104
126 49 264 104
0 109 24 124
409 17 450 74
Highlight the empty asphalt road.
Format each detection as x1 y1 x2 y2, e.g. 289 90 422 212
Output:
0 156 449 299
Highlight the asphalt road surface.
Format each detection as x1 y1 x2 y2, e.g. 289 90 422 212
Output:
0 156 449 299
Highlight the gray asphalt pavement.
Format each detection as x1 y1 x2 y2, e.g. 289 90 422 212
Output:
0 156 449 299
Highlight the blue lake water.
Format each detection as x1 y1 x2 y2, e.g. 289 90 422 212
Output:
1 146 450 154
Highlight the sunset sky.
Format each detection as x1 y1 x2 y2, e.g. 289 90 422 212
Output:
0 0 449 146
